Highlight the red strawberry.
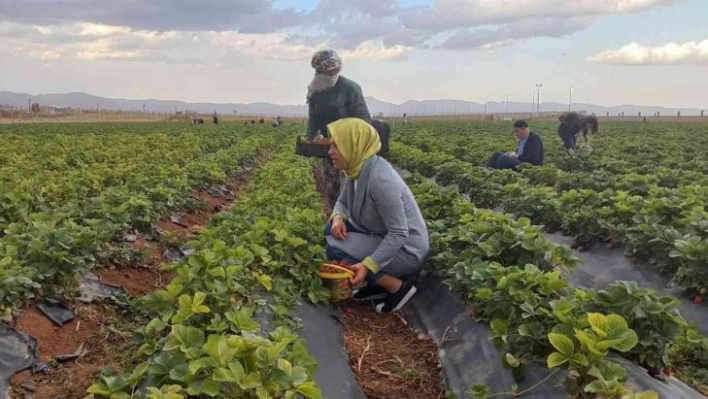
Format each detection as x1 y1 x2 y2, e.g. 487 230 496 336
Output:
694 295 704 305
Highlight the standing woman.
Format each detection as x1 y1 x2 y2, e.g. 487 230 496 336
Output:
306 49 372 206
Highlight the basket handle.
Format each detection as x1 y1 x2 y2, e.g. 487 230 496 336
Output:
316 263 355 279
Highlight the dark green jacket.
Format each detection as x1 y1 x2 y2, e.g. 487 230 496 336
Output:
307 76 371 139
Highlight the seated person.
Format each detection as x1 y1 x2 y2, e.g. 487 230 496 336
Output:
324 118 429 314
487 120 544 169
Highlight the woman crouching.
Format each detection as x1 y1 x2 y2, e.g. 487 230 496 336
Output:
324 118 429 313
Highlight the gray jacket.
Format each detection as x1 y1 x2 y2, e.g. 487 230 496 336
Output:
332 156 429 269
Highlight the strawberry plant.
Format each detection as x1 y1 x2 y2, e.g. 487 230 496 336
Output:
0 122 283 317
392 122 708 294
90 149 330 398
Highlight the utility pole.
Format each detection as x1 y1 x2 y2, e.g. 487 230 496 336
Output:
28 99 31 113
535 83 543 116
568 85 575 112
505 94 511 117
485 95 490 114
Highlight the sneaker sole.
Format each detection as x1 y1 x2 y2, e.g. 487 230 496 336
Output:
375 285 417 313
352 293 388 302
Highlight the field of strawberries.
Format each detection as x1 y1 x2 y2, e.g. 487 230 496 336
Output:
0 120 707 399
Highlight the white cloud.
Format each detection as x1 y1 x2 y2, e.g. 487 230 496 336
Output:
0 22 410 65
400 0 679 30
588 39 708 64
342 41 410 61
0 0 683 62
441 16 594 50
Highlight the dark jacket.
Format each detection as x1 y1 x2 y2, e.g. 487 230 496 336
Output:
519 131 544 166
307 76 371 139
558 120 581 150
370 119 390 159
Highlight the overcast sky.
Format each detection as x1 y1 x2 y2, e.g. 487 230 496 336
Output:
1 0 707 108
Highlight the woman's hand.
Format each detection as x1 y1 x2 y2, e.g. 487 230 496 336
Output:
349 263 368 285
331 216 348 240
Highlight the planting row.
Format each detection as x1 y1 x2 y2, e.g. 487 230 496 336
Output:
406 175 708 397
396 121 708 178
390 142 708 293
0 123 284 317
87 150 329 398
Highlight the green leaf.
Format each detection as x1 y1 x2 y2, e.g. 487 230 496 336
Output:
188 357 218 375
622 391 659 399
165 325 205 352
277 358 293 376
547 333 575 358
291 366 309 385
588 361 628 383
256 386 271 399
588 312 614 337
226 307 260 332
296 382 322 399
596 329 639 353
518 322 545 338
587 313 638 353
146 318 166 335
86 383 111 396
285 236 308 248
195 380 221 397
128 362 150 383
505 353 520 368
584 379 609 394
207 267 226 278
490 319 507 336
213 361 246 383
574 328 603 356
547 351 568 368
239 372 263 390
203 335 236 366
571 353 589 366
258 274 273 292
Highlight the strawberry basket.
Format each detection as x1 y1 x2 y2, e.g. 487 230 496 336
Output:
295 135 331 158
316 262 355 300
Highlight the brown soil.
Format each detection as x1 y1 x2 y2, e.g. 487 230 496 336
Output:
8 150 271 399
11 303 134 399
341 302 445 399
95 266 173 296
312 163 333 217
153 150 269 240
16 305 99 362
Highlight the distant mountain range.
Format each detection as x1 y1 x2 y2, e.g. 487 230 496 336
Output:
0 90 704 117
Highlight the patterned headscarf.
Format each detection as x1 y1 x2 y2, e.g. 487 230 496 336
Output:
307 49 343 101
311 49 342 76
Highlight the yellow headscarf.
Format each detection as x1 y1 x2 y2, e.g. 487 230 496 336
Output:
327 118 382 179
